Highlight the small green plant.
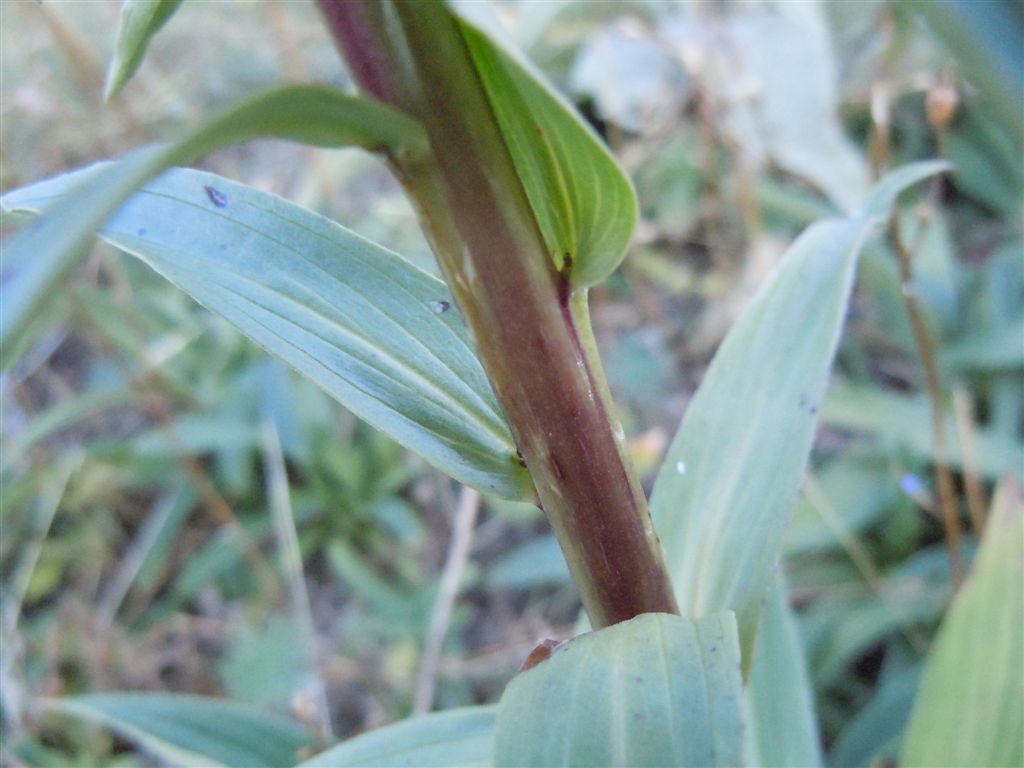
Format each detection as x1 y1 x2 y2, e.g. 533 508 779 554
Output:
2 1 1021 766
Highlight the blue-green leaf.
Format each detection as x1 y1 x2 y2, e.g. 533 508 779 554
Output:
494 612 744 767
298 707 496 767
4 167 530 500
0 84 426 368
650 161 950 658
104 0 185 100
830 664 923 768
901 478 1024 767
746 577 822 767
44 693 313 768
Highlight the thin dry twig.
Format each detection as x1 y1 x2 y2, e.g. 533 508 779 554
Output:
889 214 964 587
412 485 480 715
261 417 334 743
952 385 988 535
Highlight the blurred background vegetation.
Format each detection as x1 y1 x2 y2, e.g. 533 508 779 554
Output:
1 1 1021 765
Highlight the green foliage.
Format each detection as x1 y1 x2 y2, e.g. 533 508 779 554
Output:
0 84 426 367
45 694 314 767
494 612 744 767
650 161 948 656
104 0 185 100
4 1 1023 766
746 579 822 767
298 707 497 768
456 7 637 286
901 479 1024 767
822 382 1023 479
4 165 528 499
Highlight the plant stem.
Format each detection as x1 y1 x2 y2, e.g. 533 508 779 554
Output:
316 0 679 628
889 214 964 587
952 386 988 535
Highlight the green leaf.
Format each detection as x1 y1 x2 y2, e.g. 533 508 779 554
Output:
487 534 569 590
44 693 313 768
943 318 1024 371
746 577 822 768
649 161 949 658
455 9 637 287
830 663 922 768
104 0 185 100
297 707 497 767
4 167 530 500
822 381 1024 480
494 612 744 767
901 478 1024 768
785 457 896 557
0 84 427 369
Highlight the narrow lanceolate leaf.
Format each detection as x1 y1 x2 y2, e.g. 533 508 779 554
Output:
494 612 744 767
44 694 313 768
4 168 530 500
649 161 950 658
745 577 822 768
297 707 496 767
0 84 426 368
901 477 1024 768
104 0 185 100
454 9 637 287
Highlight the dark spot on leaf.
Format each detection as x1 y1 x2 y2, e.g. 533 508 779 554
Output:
136 227 147 236
428 300 450 314
204 185 228 208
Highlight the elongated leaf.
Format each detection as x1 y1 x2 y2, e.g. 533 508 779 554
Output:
746 577 822 768
454 8 637 287
901 477 1024 767
494 612 744 767
44 693 313 768
105 0 185 100
822 382 1024 480
0 84 426 367
830 664 922 768
298 707 496 767
4 167 530 499
649 161 949 657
